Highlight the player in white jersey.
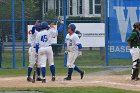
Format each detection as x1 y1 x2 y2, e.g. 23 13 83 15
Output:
36 21 63 83
64 24 85 80
27 20 42 82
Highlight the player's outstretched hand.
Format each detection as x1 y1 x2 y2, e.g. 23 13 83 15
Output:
50 23 55 29
60 20 64 24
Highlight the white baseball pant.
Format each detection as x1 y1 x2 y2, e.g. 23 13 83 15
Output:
38 46 54 67
28 47 40 68
129 47 140 61
67 51 79 68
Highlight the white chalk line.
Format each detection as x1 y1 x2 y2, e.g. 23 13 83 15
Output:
57 80 140 88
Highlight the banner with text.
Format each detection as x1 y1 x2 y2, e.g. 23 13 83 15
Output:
74 23 105 47
109 0 140 58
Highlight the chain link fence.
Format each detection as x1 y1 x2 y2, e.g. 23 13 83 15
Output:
0 0 133 69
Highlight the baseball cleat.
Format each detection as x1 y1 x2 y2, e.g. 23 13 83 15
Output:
27 77 33 82
80 71 85 79
64 77 71 81
51 76 55 81
36 77 42 81
42 79 46 83
134 77 140 81
131 77 139 81
131 77 135 80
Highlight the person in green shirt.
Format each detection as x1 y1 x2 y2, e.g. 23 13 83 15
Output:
127 22 140 81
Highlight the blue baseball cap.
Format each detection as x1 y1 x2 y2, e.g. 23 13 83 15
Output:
68 24 76 30
41 21 50 29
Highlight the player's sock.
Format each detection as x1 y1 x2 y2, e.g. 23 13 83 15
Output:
132 68 137 79
27 67 32 77
135 69 139 78
68 68 73 78
74 66 83 74
37 67 41 77
41 67 46 78
50 65 55 77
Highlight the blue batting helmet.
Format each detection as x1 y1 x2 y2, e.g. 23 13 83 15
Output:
41 21 50 29
68 24 76 31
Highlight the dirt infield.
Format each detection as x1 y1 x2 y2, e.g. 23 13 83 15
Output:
0 75 140 91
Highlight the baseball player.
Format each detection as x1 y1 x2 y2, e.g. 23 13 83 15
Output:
64 24 85 80
127 22 140 81
27 20 42 82
36 21 63 83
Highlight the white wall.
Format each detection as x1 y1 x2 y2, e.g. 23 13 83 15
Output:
72 0 77 16
45 0 101 17
48 0 54 9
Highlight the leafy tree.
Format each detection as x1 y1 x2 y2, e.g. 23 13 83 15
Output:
43 9 58 20
0 0 41 41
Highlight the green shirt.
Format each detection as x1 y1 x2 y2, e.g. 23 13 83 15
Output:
127 29 139 48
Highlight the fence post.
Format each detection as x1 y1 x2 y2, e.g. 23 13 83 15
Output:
105 0 109 66
63 0 67 67
22 0 25 68
0 40 2 68
12 0 16 68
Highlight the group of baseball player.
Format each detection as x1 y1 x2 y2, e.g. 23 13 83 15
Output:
27 20 84 83
127 22 140 81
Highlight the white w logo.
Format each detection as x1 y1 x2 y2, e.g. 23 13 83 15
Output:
113 6 139 42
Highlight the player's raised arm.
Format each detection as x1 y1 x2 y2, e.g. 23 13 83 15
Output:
57 20 64 33
31 20 41 34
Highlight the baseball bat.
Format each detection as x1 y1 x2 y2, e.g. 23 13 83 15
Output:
32 63 37 83
32 55 38 83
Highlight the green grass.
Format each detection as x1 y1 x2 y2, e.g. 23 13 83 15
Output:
1 50 132 69
0 87 139 93
0 68 108 77
109 59 131 66
114 69 131 75
2 50 105 68
1 50 109 76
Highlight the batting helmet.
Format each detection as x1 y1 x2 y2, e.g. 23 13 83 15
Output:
68 24 76 31
41 21 50 29
133 22 140 29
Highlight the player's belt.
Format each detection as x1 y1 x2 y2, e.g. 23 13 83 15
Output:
45 45 51 47
40 45 51 48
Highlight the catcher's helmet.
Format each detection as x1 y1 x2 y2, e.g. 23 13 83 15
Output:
68 24 76 31
133 22 140 29
41 21 49 29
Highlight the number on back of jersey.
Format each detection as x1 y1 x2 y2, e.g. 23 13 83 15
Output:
41 35 48 42
69 39 72 46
